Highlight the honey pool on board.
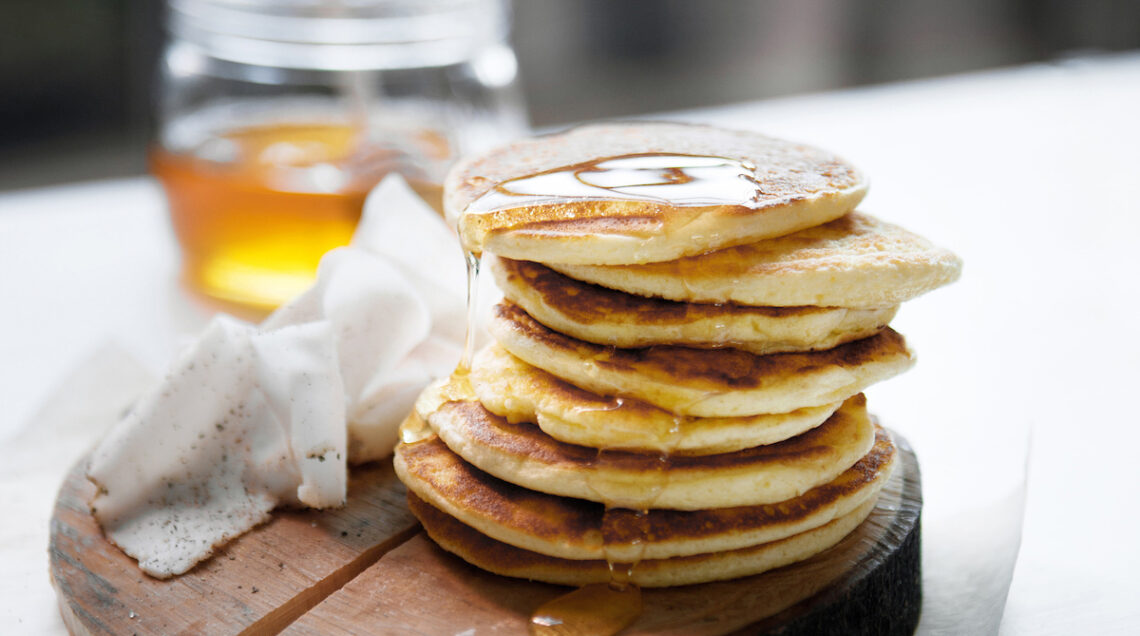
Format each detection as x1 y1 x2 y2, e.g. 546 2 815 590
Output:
154 122 446 310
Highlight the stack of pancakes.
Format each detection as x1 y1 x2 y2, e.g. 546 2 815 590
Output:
394 122 960 588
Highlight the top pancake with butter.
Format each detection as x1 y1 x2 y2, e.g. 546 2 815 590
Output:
446 122 867 264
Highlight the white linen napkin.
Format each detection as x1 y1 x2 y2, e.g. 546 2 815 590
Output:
86 176 466 578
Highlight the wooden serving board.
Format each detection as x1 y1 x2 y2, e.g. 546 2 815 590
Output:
50 441 921 635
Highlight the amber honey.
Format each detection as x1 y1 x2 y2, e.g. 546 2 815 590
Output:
153 122 445 310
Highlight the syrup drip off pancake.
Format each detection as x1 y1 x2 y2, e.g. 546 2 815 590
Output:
396 123 960 622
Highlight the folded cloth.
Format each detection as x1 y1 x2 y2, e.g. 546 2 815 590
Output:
87 176 465 578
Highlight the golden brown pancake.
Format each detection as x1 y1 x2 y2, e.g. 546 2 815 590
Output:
420 393 876 510
446 122 867 265
551 211 963 308
395 424 896 562
471 344 841 454
489 302 914 418
409 492 880 588
492 256 898 355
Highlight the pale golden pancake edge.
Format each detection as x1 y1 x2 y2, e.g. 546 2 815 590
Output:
550 211 963 308
471 344 842 454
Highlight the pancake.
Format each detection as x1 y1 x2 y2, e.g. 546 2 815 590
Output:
446 122 867 265
420 393 876 511
492 256 898 355
409 492 880 588
471 344 841 454
489 302 914 418
550 211 963 308
394 424 896 562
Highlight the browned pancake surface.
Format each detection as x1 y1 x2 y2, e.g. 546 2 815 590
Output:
408 491 880 587
438 397 856 472
494 302 908 392
499 256 807 322
397 435 600 545
422 394 875 509
553 211 963 307
396 425 895 559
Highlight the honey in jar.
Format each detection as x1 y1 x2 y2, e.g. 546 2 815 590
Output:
153 121 446 310
153 0 527 310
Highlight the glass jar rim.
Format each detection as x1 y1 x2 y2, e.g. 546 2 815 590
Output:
168 0 510 70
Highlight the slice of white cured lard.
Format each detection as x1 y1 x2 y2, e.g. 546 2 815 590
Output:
86 177 466 578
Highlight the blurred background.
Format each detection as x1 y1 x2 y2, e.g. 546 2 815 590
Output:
0 0 1137 192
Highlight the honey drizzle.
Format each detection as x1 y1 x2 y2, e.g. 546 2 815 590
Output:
564 395 689 454
460 248 483 374
528 414 684 635
467 153 762 215
526 450 668 635
459 155 738 634
398 411 435 445
405 247 481 448
461 153 763 254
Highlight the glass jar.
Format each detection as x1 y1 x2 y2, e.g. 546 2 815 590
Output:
152 0 527 310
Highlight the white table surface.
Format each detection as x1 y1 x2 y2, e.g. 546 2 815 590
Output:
2 53 1139 634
